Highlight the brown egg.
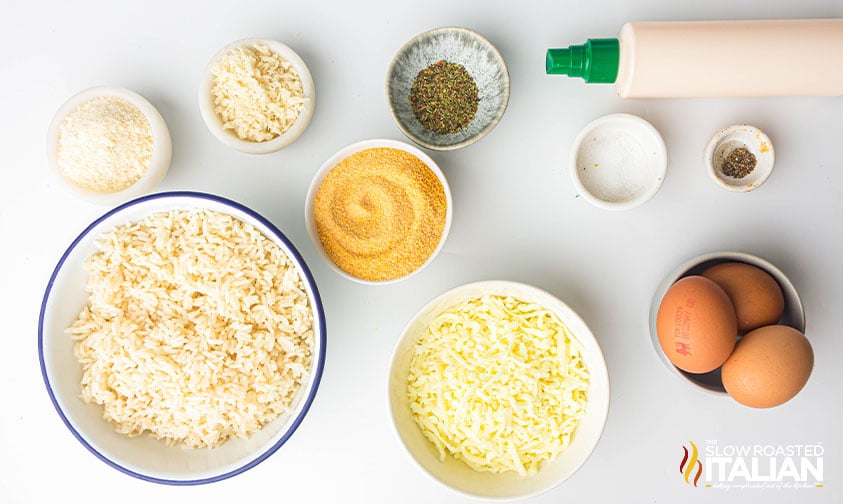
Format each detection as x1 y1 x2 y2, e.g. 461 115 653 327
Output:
722 325 813 408
701 262 784 333
656 275 737 374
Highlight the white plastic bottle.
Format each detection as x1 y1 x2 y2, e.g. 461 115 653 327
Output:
547 19 843 97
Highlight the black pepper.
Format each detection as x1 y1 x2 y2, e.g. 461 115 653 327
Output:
721 147 757 179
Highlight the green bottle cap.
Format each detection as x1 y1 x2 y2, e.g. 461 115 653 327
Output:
546 39 620 83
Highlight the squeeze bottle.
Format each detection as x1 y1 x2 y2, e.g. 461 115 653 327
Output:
546 19 843 97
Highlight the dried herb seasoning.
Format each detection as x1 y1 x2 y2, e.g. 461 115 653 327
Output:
409 60 479 134
722 147 757 178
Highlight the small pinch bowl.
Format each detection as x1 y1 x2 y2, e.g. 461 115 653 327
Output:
39 191 326 484
46 86 172 206
704 124 774 192
388 280 610 500
199 37 315 154
570 113 667 211
386 26 510 151
649 251 804 395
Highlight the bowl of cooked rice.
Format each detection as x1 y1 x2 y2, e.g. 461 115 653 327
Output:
388 281 609 500
38 191 326 484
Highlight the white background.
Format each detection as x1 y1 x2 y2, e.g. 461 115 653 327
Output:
1 0 841 502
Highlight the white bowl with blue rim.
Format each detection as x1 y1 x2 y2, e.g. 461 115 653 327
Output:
38 191 326 484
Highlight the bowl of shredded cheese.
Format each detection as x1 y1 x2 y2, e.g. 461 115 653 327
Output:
46 86 172 205
388 281 609 500
39 191 326 484
199 38 315 154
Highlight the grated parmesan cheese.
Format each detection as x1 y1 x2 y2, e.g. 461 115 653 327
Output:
407 294 589 476
57 96 152 193
211 44 305 142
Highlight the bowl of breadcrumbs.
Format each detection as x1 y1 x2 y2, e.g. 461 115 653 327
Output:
199 37 316 154
305 139 452 284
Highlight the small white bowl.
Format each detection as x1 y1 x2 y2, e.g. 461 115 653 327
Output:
388 281 610 500
704 124 774 192
649 251 804 395
46 86 172 206
570 113 667 210
39 192 326 484
386 26 510 151
304 138 453 285
199 38 315 154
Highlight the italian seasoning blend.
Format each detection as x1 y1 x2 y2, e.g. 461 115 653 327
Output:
314 148 447 281
410 60 479 134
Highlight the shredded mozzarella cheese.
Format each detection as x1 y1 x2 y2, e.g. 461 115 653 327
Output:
408 294 589 476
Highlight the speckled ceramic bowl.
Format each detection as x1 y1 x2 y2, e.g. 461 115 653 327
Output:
386 27 509 151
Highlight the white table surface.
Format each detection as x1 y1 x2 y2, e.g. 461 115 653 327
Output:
2 0 841 502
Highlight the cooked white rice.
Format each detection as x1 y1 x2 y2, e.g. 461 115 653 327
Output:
69 208 314 448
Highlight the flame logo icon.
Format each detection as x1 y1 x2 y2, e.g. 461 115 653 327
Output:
680 441 703 487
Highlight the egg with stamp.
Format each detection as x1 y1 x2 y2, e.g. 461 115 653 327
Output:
722 325 813 408
701 262 784 333
656 275 738 374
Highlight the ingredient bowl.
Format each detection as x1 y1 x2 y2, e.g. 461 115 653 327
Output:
388 281 610 500
199 38 315 154
649 251 804 394
39 192 326 484
570 113 666 210
46 86 172 206
386 26 509 151
305 138 452 284
704 124 774 192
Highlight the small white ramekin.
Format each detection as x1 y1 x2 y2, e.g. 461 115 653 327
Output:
704 124 774 192
46 86 172 206
570 113 667 211
199 38 315 154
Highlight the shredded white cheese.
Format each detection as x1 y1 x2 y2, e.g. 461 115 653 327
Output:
408 294 589 476
57 96 152 193
211 44 305 142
